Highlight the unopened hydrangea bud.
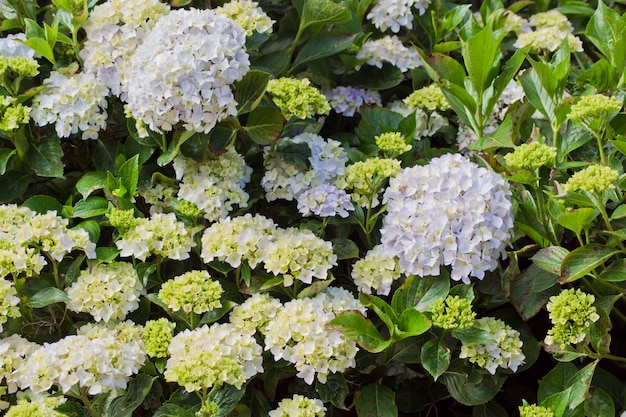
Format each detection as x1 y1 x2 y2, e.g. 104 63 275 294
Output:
430 296 475 329
459 317 525 374
342 158 401 207
106 208 137 233
143 318 176 358
567 94 623 131
564 164 619 195
504 142 557 170
176 200 203 219
0 103 29 132
375 132 411 156
404 85 450 112
519 404 555 417
158 270 223 315
268 395 326 417
545 288 599 348
267 78 330 120
196 401 219 417
7 57 39 77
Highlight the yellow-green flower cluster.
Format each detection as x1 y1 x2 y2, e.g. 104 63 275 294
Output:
459 317 525 374
164 322 263 391
504 142 557 170
215 0 274 36
544 288 599 348
404 85 450 112
351 244 402 295
158 270 223 315
0 57 39 78
342 158 401 207
143 318 176 358
106 208 137 233
4 393 65 417
430 296 475 329
267 78 330 120
268 395 326 417
0 102 29 132
229 292 282 334
519 404 554 417
196 401 219 417
375 132 411 156
514 10 582 52
564 164 619 195
567 94 622 131
65 261 145 322
0 278 20 332
176 200 203 219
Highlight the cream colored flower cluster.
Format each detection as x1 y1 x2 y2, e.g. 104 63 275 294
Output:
514 10 583 52
268 394 326 417
215 0 274 36
351 244 402 295
0 279 20 333
158 270 223 315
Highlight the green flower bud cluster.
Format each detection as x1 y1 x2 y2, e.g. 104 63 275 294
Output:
519 404 554 417
0 100 29 132
176 199 203 219
545 288 599 348
143 318 176 358
196 401 219 417
403 85 450 112
568 94 622 125
342 158 401 207
267 78 330 120
504 142 557 170
106 208 137 233
564 164 619 195
0 56 39 78
375 132 411 156
158 270 223 315
430 295 475 329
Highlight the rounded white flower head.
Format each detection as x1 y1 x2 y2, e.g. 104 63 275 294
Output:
381 153 513 283
268 394 326 417
356 35 421 72
124 8 250 133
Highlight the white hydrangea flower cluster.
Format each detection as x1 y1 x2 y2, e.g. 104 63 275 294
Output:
366 0 431 33
351 244 403 295
0 279 21 331
164 322 263 392
124 8 249 133
324 86 382 117
80 0 170 97
380 153 514 283
0 205 96 278
173 149 253 221
296 184 354 218
215 0 274 36
456 80 524 151
116 212 194 261
262 133 348 202
357 35 422 72
65 261 145 322
268 394 326 417
0 34 35 59
139 183 177 215
229 292 282 334
262 289 364 384
459 317 525 374
514 10 583 53
31 71 109 140
0 335 38 393
13 321 145 395
201 214 278 268
158 270 223 315
259 227 337 287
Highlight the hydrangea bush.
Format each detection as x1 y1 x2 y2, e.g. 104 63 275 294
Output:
0 0 625 416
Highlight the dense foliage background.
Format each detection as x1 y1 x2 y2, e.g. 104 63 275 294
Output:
0 0 626 416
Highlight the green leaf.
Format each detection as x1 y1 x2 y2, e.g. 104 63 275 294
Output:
531 246 569 275
331 237 359 260
584 387 615 417
359 293 397 331
395 309 431 339
538 362 578 402
391 274 450 313
351 64 404 90
0 148 15 175
300 0 352 32
118 155 139 200
55 402 92 417
568 361 598 409
329 311 391 353
610 204 626 220
72 196 110 218
599 260 626 282
25 37 55 64
420 339 450 381
540 388 571 417
207 384 246 417
356 107 404 140
452 326 497 344
0 170 30 202
199 301 236 326
87 247 120 266
107 375 156 417
315 373 349 410
26 287 70 308
519 68 555 122
297 277 334 299
462 25 500 100
23 195 63 215
556 208 598 235
26 139 64 177
510 264 560 320
560 244 619 283
154 404 196 417
354 383 397 417
440 373 505 406
234 70 271 115
76 171 107 199
469 115 514 151
244 106 283 145
293 33 358 68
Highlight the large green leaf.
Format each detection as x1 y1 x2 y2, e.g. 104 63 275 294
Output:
76 171 107 199
395 309 431 340
107 375 156 417
316 373 349 410
300 0 351 33
0 148 15 175
26 139 64 178
25 287 70 308
560 244 620 283
293 33 358 68
440 373 505 406
23 195 63 215
556 208 598 235
234 70 271 115
510 264 560 320
244 106 283 145
420 339 450 381
72 196 110 218
117 155 139 200
531 246 569 276
585 387 615 417
206 384 246 417
391 274 450 313
462 25 500 100
328 311 391 353
354 383 397 417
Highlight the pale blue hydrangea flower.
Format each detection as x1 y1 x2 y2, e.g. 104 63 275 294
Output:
297 184 354 218
325 86 382 117
0 34 35 59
